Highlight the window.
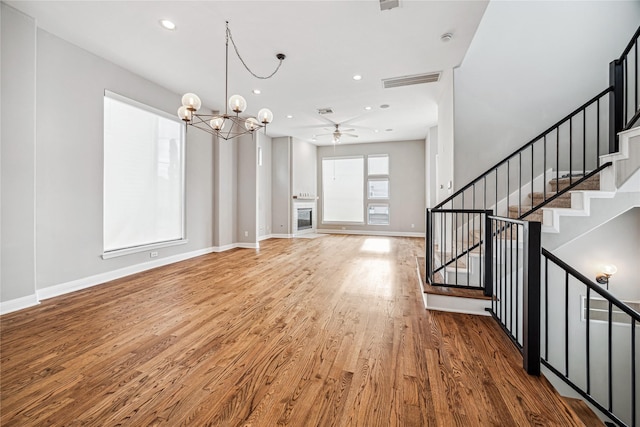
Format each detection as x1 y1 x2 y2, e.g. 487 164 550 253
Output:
322 157 364 223
368 154 389 175
103 91 185 256
368 179 389 199
368 204 390 225
367 154 389 225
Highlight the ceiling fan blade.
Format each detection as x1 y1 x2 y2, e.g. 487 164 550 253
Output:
340 128 355 132
343 133 359 138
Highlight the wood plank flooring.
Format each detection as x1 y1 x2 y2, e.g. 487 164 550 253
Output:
1 235 584 426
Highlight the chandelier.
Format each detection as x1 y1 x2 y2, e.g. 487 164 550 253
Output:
177 21 285 140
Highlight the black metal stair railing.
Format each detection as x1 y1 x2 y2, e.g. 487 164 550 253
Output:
610 25 640 151
541 249 639 427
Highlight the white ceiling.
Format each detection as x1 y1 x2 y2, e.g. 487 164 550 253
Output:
7 0 488 146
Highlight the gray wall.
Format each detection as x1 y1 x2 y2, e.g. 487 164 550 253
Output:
271 137 292 236
453 1 640 190
258 133 272 239
316 140 425 234
1 4 37 302
292 138 317 197
214 137 235 247
236 134 257 244
554 208 640 301
1 17 216 304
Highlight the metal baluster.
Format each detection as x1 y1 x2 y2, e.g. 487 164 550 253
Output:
543 135 547 201
586 286 591 395
632 317 636 427
569 118 573 185
515 224 519 343
582 109 586 177
597 100 600 162
556 127 560 196
608 301 613 412
544 256 549 361
565 270 569 377
519 152 522 217
509 222 513 334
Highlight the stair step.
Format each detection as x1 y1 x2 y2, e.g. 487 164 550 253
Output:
508 205 543 222
549 174 600 192
562 397 604 427
528 191 572 206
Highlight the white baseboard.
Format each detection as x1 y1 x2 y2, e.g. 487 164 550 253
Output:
316 229 424 238
37 246 217 301
0 293 40 315
258 234 272 242
236 242 259 249
270 233 294 239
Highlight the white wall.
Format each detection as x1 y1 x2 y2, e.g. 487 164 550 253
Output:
454 1 640 190
316 140 425 234
1 4 37 304
437 69 454 204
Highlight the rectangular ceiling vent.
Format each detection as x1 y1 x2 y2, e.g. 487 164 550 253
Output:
382 72 441 89
380 0 400 11
317 107 334 115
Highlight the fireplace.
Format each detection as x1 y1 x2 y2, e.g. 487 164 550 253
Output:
297 208 312 230
292 201 316 236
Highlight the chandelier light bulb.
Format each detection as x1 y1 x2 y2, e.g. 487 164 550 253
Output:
257 108 273 124
181 93 202 111
602 264 617 276
228 95 247 113
244 117 260 131
177 106 192 122
210 116 225 131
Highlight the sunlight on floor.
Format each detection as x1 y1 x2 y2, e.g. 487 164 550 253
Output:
360 238 391 254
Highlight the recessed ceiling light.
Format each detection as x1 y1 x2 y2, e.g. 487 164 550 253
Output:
380 104 390 109
159 19 176 31
353 74 362 81
311 137 317 142
286 115 293 119
374 129 379 133
364 106 372 111
252 89 261 95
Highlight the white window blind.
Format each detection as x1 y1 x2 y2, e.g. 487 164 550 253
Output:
103 91 185 254
322 157 364 223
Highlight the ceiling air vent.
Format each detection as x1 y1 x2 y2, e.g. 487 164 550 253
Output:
382 72 441 89
317 107 333 115
380 0 400 11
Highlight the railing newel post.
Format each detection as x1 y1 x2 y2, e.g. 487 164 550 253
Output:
523 220 541 376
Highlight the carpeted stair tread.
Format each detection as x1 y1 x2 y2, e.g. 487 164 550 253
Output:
528 191 572 206
549 174 600 192
507 205 543 222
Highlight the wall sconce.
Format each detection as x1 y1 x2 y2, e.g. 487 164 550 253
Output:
596 264 617 289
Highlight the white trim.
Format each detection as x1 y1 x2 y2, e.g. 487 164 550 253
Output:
270 233 294 239
258 234 273 241
317 229 423 237
37 246 216 301
102 239 189 259
424 294 492 316
236 242 259 249
0 294 40 315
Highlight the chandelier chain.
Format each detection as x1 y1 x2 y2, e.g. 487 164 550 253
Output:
226 26 284 80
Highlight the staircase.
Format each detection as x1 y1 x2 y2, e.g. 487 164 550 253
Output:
424 24 640 427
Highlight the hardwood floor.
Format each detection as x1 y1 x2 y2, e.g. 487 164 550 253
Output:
1 235 584 426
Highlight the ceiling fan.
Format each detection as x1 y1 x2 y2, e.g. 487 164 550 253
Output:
316 123 359 144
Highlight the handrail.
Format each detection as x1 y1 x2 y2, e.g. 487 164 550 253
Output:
618 25 640 60
434 87 613 210
542 248 640 320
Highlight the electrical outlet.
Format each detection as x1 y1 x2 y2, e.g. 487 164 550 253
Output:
150 251 158 258
411 224 415 228
244 231 248 237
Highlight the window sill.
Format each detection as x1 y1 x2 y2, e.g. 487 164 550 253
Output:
102 239 189 260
